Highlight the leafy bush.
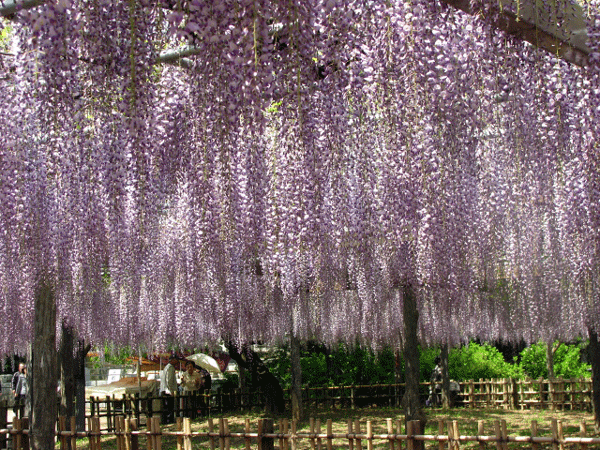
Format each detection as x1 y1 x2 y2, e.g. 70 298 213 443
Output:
518 341 590 379
448 343 522 380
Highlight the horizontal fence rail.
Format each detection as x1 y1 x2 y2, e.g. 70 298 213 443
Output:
2 415 600 450
0 377 593 438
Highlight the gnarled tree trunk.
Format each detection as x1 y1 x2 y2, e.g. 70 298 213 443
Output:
31 283 58 450
402 283 426 440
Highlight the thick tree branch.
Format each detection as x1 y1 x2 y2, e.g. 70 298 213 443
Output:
440 0 589 67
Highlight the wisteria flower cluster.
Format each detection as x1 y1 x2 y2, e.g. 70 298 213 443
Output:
0 0 598 355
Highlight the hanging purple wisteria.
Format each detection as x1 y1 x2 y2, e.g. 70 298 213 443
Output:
0 0 598 355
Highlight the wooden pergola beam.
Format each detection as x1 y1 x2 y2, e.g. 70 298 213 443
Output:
440 0 589 67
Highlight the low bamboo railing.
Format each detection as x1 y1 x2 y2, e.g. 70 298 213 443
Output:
3 415 600 450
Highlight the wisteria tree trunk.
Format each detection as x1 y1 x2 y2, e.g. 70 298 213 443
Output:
589 328 600 432
75 339 90 431
440 343 450 408
290 332 303 421
59 324 90 440
226 343 285 416
402 283 425 437
59 321 75 450
31 283 58 450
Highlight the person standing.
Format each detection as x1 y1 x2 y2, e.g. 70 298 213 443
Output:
13 365 27 418
11 363 25 396
160 356 178 424
180 361 202 418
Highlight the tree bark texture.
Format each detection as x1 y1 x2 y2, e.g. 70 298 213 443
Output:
401 283 425 438
440 343 450 408
31 283 58 450
226 342 285 416
290 332 303 421
59 322 75 450
75 339 90 431
589 328 600 432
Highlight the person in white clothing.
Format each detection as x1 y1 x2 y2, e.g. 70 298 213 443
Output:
160 356 178 423
181 361 203 418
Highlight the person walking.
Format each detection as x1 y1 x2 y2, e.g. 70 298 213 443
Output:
13 365 27 418
160 356 178 424
11 363 25 396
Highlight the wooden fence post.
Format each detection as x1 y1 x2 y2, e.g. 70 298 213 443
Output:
326 419 333 450
219 418 225 450
208 417 215 450
129 417 139 450
386 418 394 450
551 419 559 450
437 420 444 450
579 421 588 450
0 400 7 450
531 421 538 450
366 421 373 450
477 420 485 450
70 416 77 450
539 378 545 409
259 418 274 450
407 421 416 450
224 418 231 450
291 420 298 450
355 420 362 450
347 420 354 450
280 419 289 450
469 381 475 409
12 418 21 450
316 419 322 450
183 418 192 450
59 416 67 450
244 419 251 450
153 416 162 450
175 417 182 450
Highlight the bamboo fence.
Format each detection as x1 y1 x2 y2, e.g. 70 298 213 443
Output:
3 415 600 450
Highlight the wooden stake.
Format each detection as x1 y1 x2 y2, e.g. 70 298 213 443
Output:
355 420 363 450
59 416 67 450
327 419 333 450
71 416 78 450
438 420 444 450
245 419 251 450
366 421 373 450
453 421 460 450
551 419 559 450
557 420 565 450
224 418 231 450
291 420 297 450
477 420 484 450
407 421 414 450
316 419 322 450
183 418 192 450
387 418 395 450
154 416 162 450
348 420 354 450
579 421 588 450
531 421 538 450
129 418 139 450
494 420 502 450
176 417 183 450
209 417 216 450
